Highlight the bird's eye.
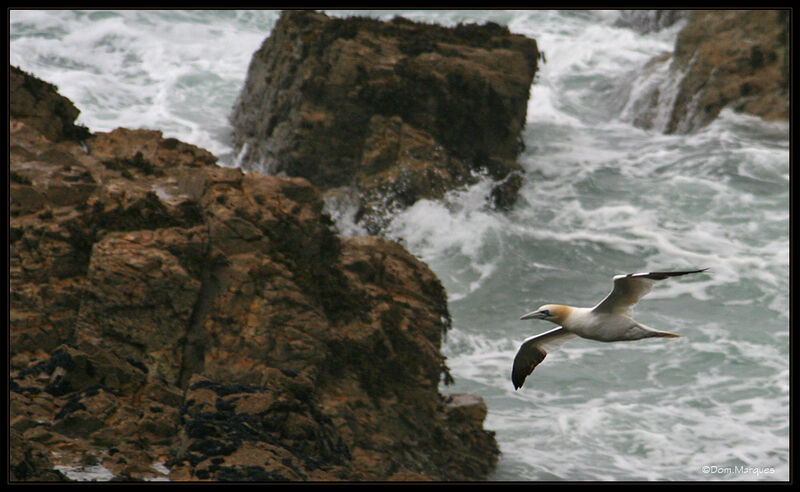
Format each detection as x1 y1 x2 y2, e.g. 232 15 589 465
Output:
541 310 550 316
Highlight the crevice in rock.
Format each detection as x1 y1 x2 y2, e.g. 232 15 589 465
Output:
177 243 226 390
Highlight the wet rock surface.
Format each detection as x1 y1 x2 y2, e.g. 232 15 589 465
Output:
10 66 498 482
231 10 538 234
628 9 788 133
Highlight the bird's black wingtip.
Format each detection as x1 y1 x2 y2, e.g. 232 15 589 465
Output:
512 373 525 390
644 268 709 280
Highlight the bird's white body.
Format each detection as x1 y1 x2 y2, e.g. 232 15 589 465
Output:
512 269 707 389
550 306 670 342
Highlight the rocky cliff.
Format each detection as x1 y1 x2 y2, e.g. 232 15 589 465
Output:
626 9 789 133
10 65 498 482
230 10 539 234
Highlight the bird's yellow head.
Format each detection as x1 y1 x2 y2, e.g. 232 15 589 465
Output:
520 304 571 324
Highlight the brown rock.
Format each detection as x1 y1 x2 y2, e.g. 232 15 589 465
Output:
231 10 538 233
10 429 69 481
630 9 789 133
445 393 489 426
10 66 499 481
10 65 91 142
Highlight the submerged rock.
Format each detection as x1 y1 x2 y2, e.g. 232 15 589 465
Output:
231 10 538 234
623 9 788 133
10 66 498 482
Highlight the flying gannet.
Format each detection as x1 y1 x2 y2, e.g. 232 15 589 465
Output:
512 269 707 390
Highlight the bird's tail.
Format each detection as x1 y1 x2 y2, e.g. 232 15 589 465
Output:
638 322 680 338
653 331 680 338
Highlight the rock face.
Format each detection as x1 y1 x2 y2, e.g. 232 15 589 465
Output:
231 10 538 234
626 9 789 133
10 66 499 482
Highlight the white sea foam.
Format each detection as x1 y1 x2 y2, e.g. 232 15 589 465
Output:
146 461 171 481
384 178 509 301
10 10 278 162
54 463 115 481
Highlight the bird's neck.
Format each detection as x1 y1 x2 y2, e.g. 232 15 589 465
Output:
557 306 594 330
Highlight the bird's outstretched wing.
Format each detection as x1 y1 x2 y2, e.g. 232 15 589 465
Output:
592 269 707 316
512 327 577 390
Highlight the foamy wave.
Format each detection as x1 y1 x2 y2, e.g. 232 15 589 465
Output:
526 84 586 127
384 178 510 300
488 371 789 480
10 10 278 163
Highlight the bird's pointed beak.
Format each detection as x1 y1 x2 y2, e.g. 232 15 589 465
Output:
520 310 546 320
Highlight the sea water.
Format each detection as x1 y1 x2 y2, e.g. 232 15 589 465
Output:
10 9 789 482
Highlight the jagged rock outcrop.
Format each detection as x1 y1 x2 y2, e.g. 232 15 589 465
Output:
623 9 789 133
10 66 498 482
231 10 538 234
10 65 92 143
